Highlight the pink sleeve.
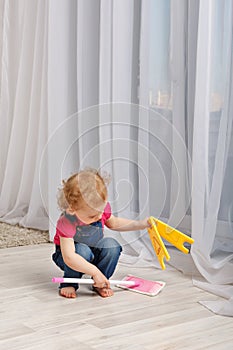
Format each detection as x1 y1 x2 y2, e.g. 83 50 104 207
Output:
102 202 112 226
56 215 76 238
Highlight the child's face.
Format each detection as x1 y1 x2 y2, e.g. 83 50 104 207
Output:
72 202 106 224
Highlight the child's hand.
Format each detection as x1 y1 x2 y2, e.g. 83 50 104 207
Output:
140 217 151 229
92 270 110 289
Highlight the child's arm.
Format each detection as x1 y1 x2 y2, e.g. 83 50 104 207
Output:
60 237 110 288
105 215 150 231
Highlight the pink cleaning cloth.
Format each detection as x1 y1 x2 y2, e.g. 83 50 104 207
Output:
117 274 165 296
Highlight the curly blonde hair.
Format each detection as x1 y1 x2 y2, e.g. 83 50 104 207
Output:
57 168 111 212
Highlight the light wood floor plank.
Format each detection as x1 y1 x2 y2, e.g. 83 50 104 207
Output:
1 243 233 350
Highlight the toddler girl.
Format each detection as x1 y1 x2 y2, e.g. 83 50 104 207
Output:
52 168 149 298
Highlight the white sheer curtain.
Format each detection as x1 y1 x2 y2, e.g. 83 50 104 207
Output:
132 0 194 266
1 0 233 316
138 0 233 316
191 0 233 316
45 0 140 237
0 0 48 230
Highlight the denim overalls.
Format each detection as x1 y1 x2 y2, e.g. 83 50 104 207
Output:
74 220 104 247
52 213 122 290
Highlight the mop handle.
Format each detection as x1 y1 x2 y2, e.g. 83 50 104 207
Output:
52 277 137 286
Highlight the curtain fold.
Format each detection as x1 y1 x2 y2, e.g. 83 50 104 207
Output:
0 0 48 229
46 0 78 235
191 0 233 315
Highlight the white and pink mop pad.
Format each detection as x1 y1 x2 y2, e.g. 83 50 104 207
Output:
117 275 165 296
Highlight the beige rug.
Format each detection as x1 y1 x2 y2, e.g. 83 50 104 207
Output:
0 222 50 248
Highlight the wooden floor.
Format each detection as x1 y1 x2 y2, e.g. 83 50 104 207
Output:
0 244 233 350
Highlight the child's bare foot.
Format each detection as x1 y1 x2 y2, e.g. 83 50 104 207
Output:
59 286 77 298
93 287 114 298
